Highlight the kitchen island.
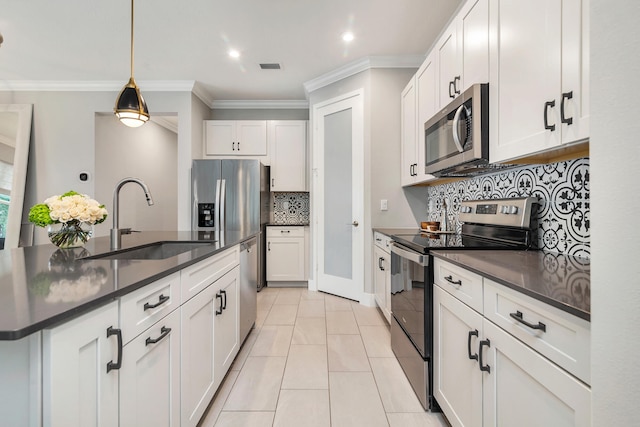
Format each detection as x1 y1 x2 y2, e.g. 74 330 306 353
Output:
0 229 258 427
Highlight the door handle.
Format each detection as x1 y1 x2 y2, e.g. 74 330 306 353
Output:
145 326 172 346
544 100 556 131
378 257 385 271
478 339 491 373
232 142 235 151
453 76 461 95
351 221 359 227
143 294 170 311
215 292 223 315
106 326 123 373
449 80 455 98
509 311 546 332
468 330 479 361
560 91 573 125
220 289 227 310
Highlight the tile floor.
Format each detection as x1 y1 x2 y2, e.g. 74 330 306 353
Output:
198 287 450 427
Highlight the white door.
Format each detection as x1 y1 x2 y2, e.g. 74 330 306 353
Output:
313 90 364 301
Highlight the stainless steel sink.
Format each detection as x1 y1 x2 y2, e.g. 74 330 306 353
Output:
84 241 216 261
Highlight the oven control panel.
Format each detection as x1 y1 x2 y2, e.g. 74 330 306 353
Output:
459 197 537 228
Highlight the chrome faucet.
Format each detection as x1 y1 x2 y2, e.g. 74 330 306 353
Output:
110 177 154 250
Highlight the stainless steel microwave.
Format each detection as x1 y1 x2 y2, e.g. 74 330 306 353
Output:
424 83 493 177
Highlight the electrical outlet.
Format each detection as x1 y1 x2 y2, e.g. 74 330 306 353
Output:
380 199 388 211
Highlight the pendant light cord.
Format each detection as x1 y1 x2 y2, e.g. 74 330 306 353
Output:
130 0 135 79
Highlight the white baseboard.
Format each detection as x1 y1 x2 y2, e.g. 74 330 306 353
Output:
359 292 377 307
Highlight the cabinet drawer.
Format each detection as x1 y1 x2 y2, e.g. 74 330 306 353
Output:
433 258 483 313
181 246 239 304
373 232 391 252
267 226 305 237
483 279 591 385
120 272 180 345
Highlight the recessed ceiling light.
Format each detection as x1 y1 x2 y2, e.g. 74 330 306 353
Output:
228 49 240 58
342 32 354 43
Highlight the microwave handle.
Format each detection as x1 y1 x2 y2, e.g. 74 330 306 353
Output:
452 104 467 153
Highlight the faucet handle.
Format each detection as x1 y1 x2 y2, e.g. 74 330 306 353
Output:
120 228 141 235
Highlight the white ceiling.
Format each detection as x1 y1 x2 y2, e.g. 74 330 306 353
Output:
0 0 462 103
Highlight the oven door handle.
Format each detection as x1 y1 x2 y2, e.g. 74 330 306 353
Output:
390 242 428 266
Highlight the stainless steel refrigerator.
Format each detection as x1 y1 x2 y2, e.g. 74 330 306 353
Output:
191 159 270 291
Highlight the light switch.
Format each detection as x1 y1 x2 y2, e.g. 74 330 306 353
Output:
380 199 388 211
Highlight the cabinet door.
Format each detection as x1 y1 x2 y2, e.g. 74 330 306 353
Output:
266 237 305 281
204 121 236 156
373 245 390 322
42 301 119 427
461 0 489 90
400 77 418 186
482 320 591 427
269 120 307 191
204 121 267 156
236 121 267 155
120 309 181 427
489 0 563 162
180 283 218 427
437 20 461 108
433 286 483 427
214 266 240 386
415 52 437 184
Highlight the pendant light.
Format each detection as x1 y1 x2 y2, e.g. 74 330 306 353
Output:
114 0 149 127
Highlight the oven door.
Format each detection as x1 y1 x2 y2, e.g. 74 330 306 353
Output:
390 242 429 358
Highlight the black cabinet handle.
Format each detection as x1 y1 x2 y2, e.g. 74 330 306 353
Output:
221 289 227 310
232 142 235 151
145 326 172 346
449 81 455 98
560 91 573 125
544 100 556 131
454 76 461 95
106 326 123 373
215 292 223 315
478 339 491 373
510 311 546 332
444 275 462 286
468 329 479 361
268 241 271 251
281 230 291 233
378 257 385 271
143 294 170 311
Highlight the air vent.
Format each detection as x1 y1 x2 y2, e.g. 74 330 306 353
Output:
259 63 281 70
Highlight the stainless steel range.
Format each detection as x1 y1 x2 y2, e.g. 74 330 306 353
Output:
389 197 538 410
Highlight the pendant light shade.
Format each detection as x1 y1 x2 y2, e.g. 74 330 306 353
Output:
114 0 149 127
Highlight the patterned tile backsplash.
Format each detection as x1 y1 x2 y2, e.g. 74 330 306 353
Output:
272 192 310 225
425 157 590 259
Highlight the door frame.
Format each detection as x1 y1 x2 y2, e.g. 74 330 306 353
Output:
309 89 365 302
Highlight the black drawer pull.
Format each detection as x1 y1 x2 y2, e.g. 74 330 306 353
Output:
143 294 170 311
510 311 546 332
468 330 479 361
145 326 172 346
444 275 462 286
479 339 491 373
106 326 123 373
378 257 385 271
221 289 227 310
560 91 573 125
544 100 556 131
215 292 223 315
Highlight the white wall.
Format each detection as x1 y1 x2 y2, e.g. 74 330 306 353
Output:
591 0 640 424
94 114 177 235
0 90 201 244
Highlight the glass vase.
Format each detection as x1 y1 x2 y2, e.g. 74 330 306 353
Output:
47 221 93 249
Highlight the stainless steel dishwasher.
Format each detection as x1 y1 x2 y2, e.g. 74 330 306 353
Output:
239 236 258 343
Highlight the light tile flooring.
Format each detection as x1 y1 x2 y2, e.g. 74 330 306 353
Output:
198 287 450 427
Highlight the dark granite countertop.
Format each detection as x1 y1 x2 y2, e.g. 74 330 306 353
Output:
431 250 590 321
0 230 257 340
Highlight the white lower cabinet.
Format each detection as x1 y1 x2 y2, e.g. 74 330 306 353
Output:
266 226 307 281
43 301 120 427
373 232 391 323
433 258 591 427
120 309 181 427
181 265 240 427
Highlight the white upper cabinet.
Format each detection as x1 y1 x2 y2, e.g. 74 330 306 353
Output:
436 0 489 109
489 0 589 163
204 120 268 156
402 52 437 187
269 120 307 191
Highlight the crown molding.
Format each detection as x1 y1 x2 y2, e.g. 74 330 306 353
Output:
303 54 425 95
0 80 197 92
210 99 309 109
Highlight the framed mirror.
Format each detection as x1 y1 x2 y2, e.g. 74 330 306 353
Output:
0 104 32 249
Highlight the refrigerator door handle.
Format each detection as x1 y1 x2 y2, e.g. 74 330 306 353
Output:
220 179 226 231
214 179 222 232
